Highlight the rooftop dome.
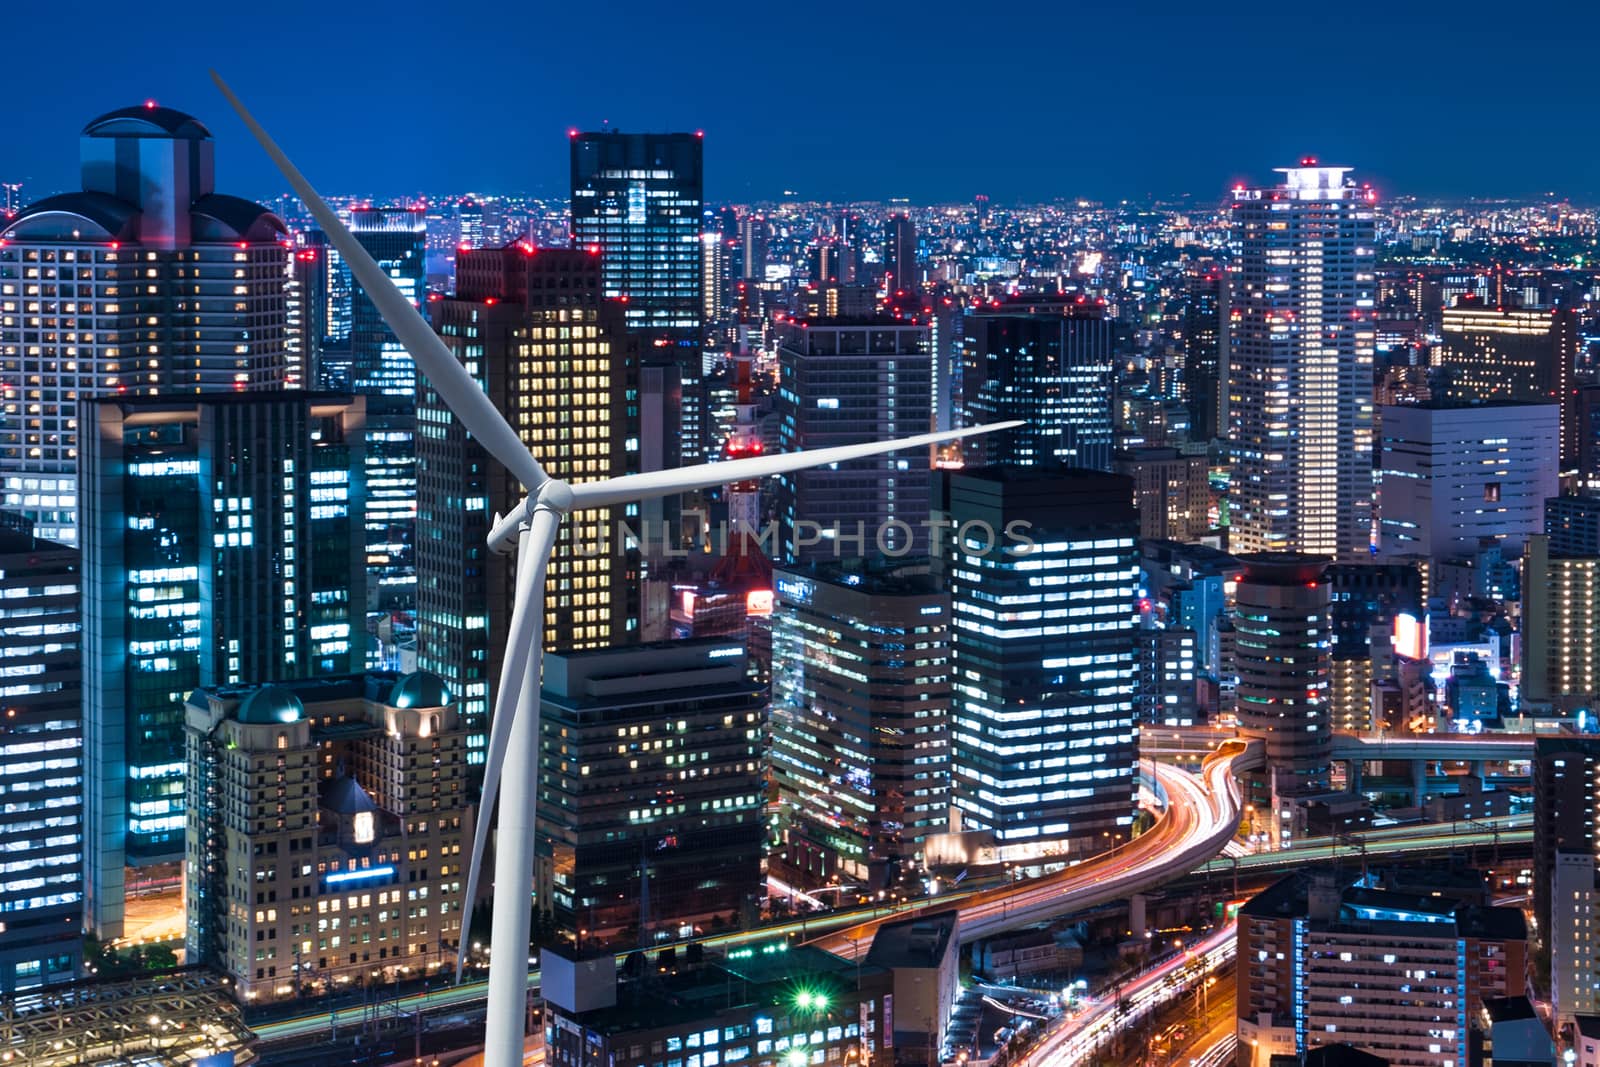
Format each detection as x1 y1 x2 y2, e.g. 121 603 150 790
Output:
236 685 305 725
82 104 212 140
389 671 452 710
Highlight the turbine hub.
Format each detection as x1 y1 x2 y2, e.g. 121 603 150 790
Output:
535 479 575 514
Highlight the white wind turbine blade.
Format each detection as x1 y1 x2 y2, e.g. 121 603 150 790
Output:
455 513 554 981
563 421 1021 511
210 71 549 495
481 506 560 1067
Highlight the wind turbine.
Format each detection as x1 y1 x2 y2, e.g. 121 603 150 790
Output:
212 71 1019 1067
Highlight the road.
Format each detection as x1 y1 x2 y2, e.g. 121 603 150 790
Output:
1023 923 1236 1067
813 741 1256 959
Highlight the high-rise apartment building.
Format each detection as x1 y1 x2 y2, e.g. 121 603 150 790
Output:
81 392 367 938
569 131 704 462
421 246 639 773
1435 298 1581 463
1377 402 1558 560
1535 734 1600 1025
1236 873 1528 1067
770 560 950 889
184 671 466 1003
1228 163 1376 559
0 104 289 542
1184 268 1229 443
1522 534 1600 708
1546 494 1600 557
775 316 932 562
961 296 1115 471
1113 446 1212 541
1233 552 1331 843
536 640 765 949
1324 562 1422 733
885 212 917 293
0 521 81 992
934 467 1139 864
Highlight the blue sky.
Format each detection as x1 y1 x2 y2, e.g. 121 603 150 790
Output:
10 0 1600 203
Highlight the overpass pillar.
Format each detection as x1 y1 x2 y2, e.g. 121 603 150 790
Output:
1345 758 1363 794
1468 760 1486 790
1410 759 1427 806
1129 893 1148 940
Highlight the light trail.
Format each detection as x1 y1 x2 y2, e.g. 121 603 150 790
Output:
1023 923 1236 1067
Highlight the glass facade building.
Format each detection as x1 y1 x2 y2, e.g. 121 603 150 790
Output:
934 467 1139 864
960 296 1115 472
0 522 82 991
570 132 705 463
0 105 289 543
769 561 950 889
81 392 367 938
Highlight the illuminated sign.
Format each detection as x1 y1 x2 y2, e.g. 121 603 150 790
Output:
707 646 742 660
775 577 812 605
746 589 774 617
353 811 375 845
1393 612 1427 662
325 864 395 885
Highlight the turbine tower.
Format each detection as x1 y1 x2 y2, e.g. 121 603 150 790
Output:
212 71 1019 1067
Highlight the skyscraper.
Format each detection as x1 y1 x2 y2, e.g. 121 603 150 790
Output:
1232 552 1331 844
934 467 1139 864
0 521 81 991
960 296 1115 471
1521 534 1600 708
1534 733 1600 1025
81 391 367 938
1228 162 1376 559
885 212 917 294
347 207 426 611
1112 446 1212 541
0 104 289 542
775 315 933 562
769 560 950 890
1436 298 1580 464
536 640 765 949
569 131 704 462
421 245 639 772
1183 267 1229 443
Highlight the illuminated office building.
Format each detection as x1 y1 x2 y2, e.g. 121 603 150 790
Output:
184 671 466 1003
81 392 367 939
0 104 289 542
1236 873 1528 1067
347 208 426 610
1377 401 1558 560
1112 446 1211 541
536 640 765 949
885 211 917 293
1228 163 1375 559
1233 553 1331 840
1435 298 1580 463
960 296 1115 471
775 316 932 562
770 561 950 889
1521 534 1600 708
421 246 638 773
0 521 82 991
569 132 704 462
934 467 1139 864
738 213 767 281
1183 267 1229 442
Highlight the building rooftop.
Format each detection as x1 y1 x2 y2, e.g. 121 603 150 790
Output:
236 685 305 726
82 104 212 139
864 911 958 970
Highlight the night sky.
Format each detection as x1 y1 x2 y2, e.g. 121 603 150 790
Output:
10 0 1600 204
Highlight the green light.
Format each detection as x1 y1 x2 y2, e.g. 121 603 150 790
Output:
786 1053 807 1067
796 991 814 1010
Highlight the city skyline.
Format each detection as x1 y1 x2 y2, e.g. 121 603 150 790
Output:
6 1 1600 204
